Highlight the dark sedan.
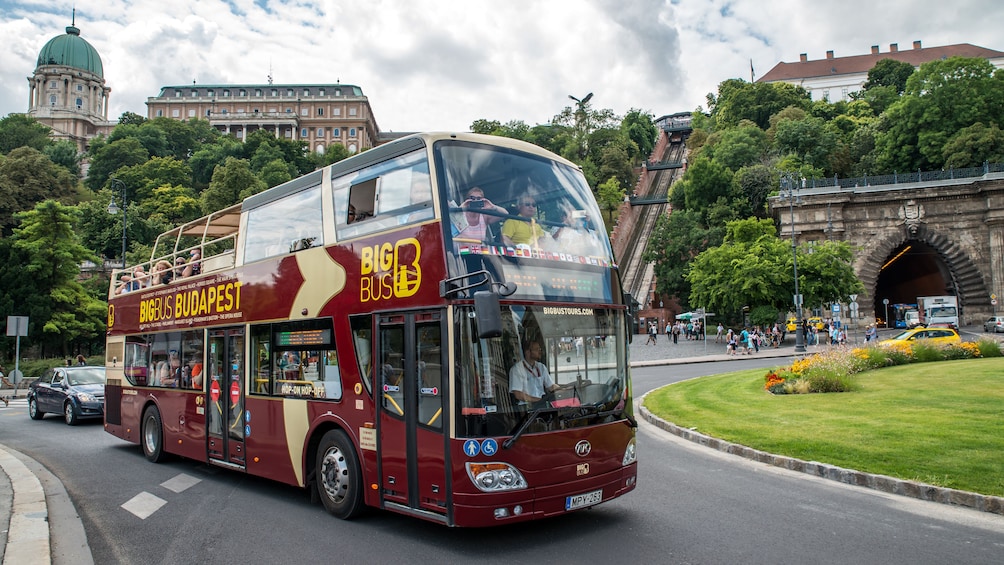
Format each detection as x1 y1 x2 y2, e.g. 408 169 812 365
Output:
28 366 106 425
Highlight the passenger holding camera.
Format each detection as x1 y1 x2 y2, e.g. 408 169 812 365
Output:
455 187 505 242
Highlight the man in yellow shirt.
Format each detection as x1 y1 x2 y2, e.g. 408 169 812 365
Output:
502 196 547 247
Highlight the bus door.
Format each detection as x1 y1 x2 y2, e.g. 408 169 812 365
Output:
207 327 246 467
377 311 449 517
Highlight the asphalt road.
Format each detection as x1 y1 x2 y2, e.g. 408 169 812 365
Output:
1 349 1002 564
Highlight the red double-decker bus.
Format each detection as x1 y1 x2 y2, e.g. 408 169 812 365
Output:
104 132 637 526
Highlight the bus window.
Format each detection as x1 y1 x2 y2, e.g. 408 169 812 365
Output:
243 183 323 263
251 325 271 394
380 326 405 416
334 149 432 239
350 316 372 393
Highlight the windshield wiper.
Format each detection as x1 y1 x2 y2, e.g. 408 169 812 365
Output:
502 406 557 449
560 404 637 428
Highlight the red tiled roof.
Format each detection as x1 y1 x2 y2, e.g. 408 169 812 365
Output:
758 43 1004 82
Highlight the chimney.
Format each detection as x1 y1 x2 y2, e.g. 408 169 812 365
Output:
890 43 898 52
826 50 834 59
799 53 807 62
871 45 879 55
913 40 922 49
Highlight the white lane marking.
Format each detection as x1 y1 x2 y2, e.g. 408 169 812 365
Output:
121 492 167 519
161 473 201 493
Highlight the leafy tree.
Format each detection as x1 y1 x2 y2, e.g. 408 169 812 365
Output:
678 156 734 212
0 147 77 235
112 156 193 201
686 218 863 318
108 122 170 159
863 58 916 94
942 122 1004 168
201 157 266 213
147 117 220 160
686 218 794 315
644 209 724 303
596 176 624 225
43 140 82 177
138 184 203 226
118 111 147 126
189 137 243 188
85 137 150 190
873 57 1004 171
0 114 52 154
704 124 767 172
12 200 107 356
258 158 294 188
470 119 502 135
314 142 351 167
773 115 838 172
709 79 811 130
732 164 774 219
241 129 313 177
552 95 616 161
620 109 658 161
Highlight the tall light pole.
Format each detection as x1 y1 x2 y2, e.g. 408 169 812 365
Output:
781 173 806 353
107 178 127 269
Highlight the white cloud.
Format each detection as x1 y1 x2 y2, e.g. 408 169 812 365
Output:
2 0 1004 133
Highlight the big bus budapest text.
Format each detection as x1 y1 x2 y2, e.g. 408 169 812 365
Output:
104 132 637 526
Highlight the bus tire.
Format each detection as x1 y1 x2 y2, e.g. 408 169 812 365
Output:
142 406 166 463
315 429 363 519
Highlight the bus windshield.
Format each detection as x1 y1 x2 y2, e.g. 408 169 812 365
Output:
437 140 616 302
454 304 629 438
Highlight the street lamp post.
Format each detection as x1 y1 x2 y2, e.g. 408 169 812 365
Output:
107 178 127 269
781 174 806 353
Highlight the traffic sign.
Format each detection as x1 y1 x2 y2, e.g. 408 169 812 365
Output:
849 294 858 302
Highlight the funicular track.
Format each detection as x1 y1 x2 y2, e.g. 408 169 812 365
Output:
618 138 686 303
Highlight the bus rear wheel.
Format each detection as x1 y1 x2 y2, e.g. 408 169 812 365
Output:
315 429 363 519
142 406 166 463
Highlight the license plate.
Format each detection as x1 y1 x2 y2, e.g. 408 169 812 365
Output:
565 489 603 511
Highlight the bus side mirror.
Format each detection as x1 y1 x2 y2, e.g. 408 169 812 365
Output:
474 291 503 339
623 292 634 344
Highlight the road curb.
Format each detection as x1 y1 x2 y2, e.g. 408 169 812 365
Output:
637 402 1004 516
0 444 50 565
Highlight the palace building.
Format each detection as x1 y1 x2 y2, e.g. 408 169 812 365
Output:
26 19 116 151
145 83 383 154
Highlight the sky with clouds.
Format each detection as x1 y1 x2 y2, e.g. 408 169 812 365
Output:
2 0 1003 133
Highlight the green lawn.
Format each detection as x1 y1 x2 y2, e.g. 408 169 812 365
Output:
643 357 1004 496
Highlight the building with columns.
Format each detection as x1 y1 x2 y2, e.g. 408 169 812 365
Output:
145 83 384 154
26 21 116 151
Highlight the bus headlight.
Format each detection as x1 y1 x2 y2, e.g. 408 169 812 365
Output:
466 462 528 492
622 438 637 465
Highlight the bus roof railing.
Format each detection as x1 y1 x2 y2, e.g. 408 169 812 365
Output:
109 203 242 298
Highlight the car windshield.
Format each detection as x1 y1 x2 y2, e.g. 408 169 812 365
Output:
453 304 629 438
67 368 106 386
889 330 915 340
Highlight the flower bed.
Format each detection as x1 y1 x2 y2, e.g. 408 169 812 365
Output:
765 339 1002 394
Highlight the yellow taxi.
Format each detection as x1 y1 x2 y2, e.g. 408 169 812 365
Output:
785 317 797 332
807 317 824 330
879 327 961 346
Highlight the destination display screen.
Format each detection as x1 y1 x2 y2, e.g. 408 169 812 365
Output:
274 328 332 347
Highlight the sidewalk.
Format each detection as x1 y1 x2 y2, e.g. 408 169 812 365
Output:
628 332 806 367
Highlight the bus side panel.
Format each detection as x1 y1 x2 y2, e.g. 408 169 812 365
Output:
244 396 301 486
160 390 208 462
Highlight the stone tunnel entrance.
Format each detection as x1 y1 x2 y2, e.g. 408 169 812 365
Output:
872 240 955 322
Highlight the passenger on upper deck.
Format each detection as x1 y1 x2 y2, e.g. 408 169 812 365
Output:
182 248 202 277
454 187 506 242
502 193 549 248
152 260 174 285
550 202 603 257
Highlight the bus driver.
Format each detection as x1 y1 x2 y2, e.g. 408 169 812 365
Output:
509 341 564 403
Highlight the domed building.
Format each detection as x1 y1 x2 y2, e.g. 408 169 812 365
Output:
27 17 115 151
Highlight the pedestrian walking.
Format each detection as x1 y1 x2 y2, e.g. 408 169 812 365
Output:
715 323 724 343
645 322 657 345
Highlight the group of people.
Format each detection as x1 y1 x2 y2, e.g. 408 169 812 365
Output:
451 187 602 256
644 319 706 345
723 326 780 355
115 248 202 295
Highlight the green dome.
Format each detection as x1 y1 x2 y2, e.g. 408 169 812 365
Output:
36 25 104 78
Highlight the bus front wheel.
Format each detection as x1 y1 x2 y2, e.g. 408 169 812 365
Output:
142 406 166 463
315 429 363 519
